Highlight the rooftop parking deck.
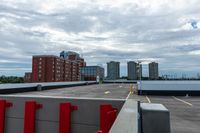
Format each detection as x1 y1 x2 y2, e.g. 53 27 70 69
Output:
130 94 200 133
14 84 130 99
1 82 200 133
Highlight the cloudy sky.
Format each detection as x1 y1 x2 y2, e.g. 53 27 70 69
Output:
1 0 200 77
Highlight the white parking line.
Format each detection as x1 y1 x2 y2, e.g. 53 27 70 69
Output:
146 96 151 103
172 96 193 107
104 91 110 94
126 92 132 100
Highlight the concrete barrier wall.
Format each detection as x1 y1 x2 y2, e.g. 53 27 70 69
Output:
0 95 125 133
0 81 97 94
138 81 200 95
109 99 139 133
103 80 137 84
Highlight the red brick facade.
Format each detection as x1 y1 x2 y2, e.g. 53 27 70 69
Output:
64 60 72 81
24 72 32 83
31 55 86 82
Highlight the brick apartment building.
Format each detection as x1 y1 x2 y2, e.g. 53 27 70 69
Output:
30 51 86 82
24 72 32 83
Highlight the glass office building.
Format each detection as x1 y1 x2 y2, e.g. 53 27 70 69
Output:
81 66 104 81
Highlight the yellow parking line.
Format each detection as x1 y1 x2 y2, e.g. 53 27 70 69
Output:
172 96 193 107
146 96 151 103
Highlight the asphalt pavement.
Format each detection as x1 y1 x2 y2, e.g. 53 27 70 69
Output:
14 83 200 133
131 94 200 133
14 83 130 99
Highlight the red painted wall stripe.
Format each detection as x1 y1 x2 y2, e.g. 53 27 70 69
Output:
106 109 117 131
100 104 112 133
24 101 42 133
59 102 78 133
98 104 118 133
0 100 12 133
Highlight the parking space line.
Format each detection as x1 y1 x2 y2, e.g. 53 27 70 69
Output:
126 92 131 100
172 96 193 107
146 96 151 103
104 91 110 94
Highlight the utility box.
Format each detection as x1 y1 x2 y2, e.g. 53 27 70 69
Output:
141 103 171 133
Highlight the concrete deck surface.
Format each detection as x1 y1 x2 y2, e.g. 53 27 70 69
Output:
131 94 200 133
14 84 130 99
13 83 200 133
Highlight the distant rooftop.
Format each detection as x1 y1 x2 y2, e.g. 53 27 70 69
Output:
33 55 61 58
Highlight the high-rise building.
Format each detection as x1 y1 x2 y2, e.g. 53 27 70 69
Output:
136 63 142 80
60 51 86 81
149 62 159 80
127 61 137 80
127 61 142 80
81 66 104 81
71 61 79 81
107 61 120 80
63 59 72 81
31 51 86 82
60 51 80 60
32 55 65 82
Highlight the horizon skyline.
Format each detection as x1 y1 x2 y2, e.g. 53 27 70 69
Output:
1 52 200 78
1 0 200 77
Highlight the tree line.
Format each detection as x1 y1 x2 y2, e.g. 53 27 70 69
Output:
0 75 24 84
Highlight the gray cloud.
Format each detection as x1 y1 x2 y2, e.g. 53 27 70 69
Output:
1 0 200 77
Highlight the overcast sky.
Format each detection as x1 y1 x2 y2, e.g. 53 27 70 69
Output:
1 0 200 77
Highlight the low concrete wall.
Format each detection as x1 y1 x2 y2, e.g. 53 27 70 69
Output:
0 95 124 133
0 81 97 94
138 81 200 96
103 80 137 84
109 99 139 133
